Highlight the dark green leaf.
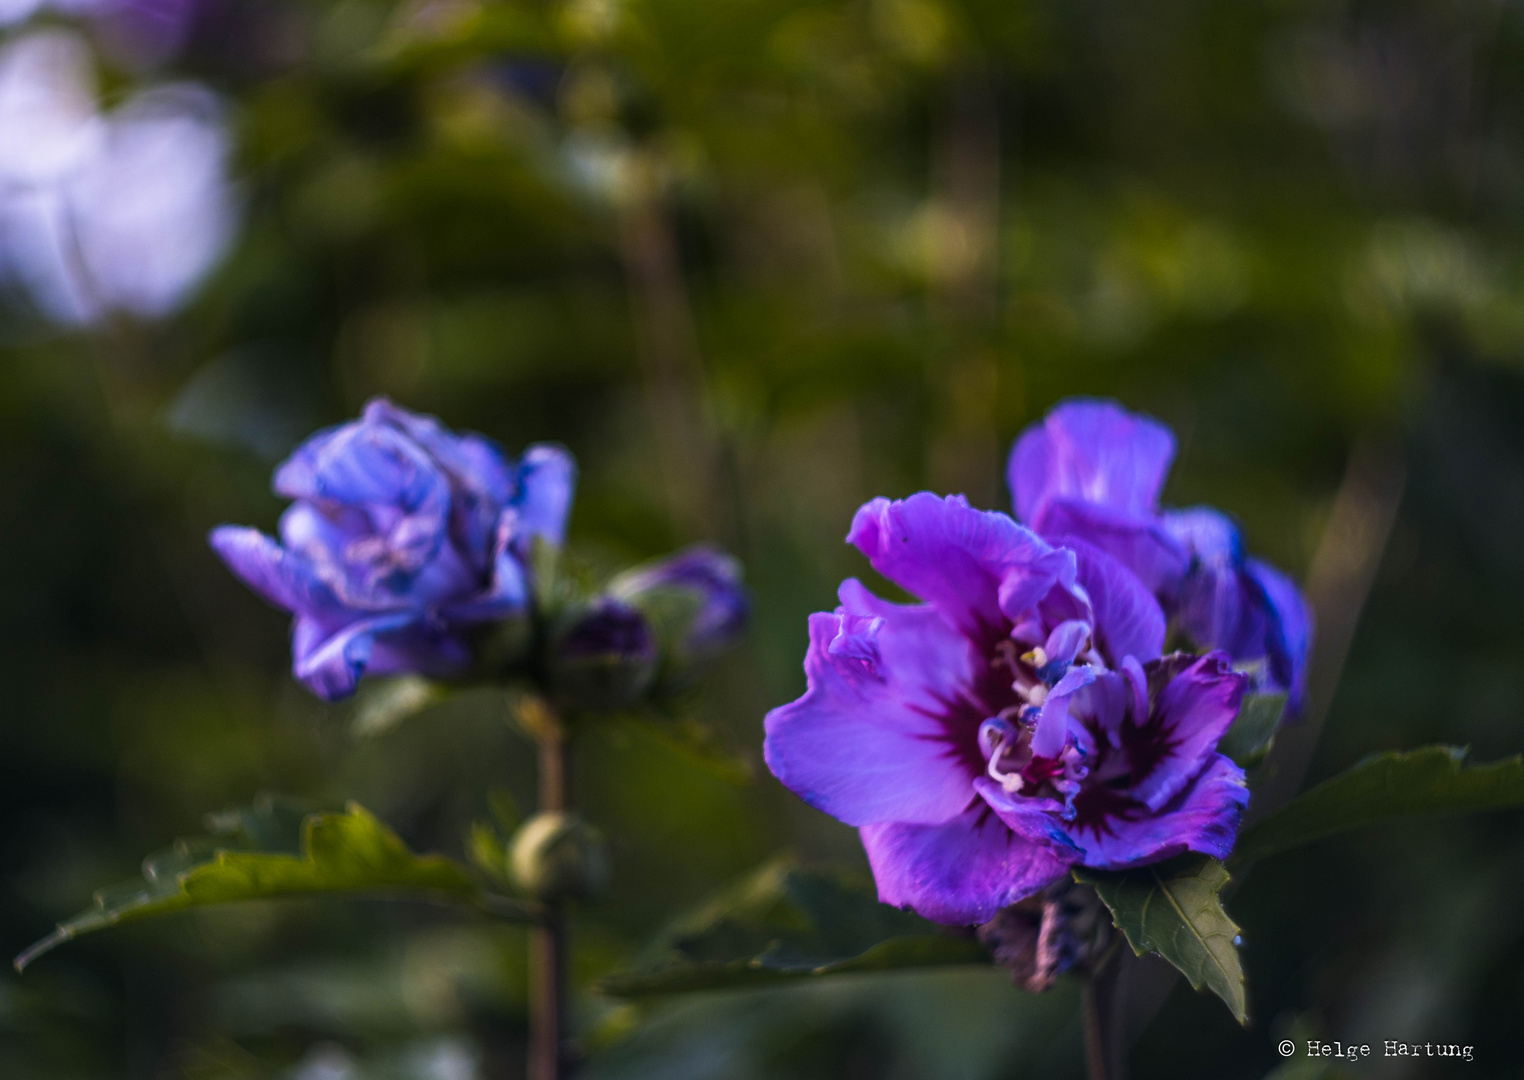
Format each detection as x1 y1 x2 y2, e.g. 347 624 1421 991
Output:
16 798 531 972
1233 746 1524 868
1218 691 1286 768
1074 856 1246 1023
595 858 988 996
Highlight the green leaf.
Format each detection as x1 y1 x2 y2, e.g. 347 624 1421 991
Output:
16 798 532 972
595 858 988 996
1233 746 1524 868
1218 691 1286 768
1074 855 1246 1024
619 712 753 786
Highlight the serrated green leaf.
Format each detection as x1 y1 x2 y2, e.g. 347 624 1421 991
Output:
595 858 988 996
1074 855 1246 1023
1218 691 1286 768
16 799 531 972
1233 746 1524 868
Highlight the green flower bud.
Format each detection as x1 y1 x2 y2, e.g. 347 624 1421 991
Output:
509 811 610 903
546 599 657 712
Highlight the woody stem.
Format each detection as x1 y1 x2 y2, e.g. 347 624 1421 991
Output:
529 717 571 1080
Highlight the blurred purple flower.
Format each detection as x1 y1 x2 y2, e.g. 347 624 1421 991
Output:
765 494 1245 925
2 0 200 68
610 544 748 670
0 29 235 325
1010 398 1312 711
210 399 576 701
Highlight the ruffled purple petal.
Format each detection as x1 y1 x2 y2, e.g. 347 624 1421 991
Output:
861 804 1078 925
847 493 1076 645
1069 537 1165 666
208 525 344 618
763 590 985 828
275 419 449 522
1070 753 1248 869
361 397 516 504
513 444 577 548
1031 663 1096 758
1162 506 1243 566
1040 500 1188 598
1128 652 1245 812
290 611 417 701
438 514 529 622
1010 399 1176 525
1247 558 1312 714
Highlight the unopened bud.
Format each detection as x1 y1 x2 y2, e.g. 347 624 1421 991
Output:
609 545 748 687
510 812 610 903
547 599 657 712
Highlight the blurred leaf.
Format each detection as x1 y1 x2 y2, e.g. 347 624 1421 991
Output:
468 820 512 888
1074 856 1246 1024
1233 746 1524 868
373 3 558 76
16 799 532 971
596 858 988 996
1219 691 1286 769
619 712 753 786
350 675 451 738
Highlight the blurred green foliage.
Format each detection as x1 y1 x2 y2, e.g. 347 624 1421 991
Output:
5 0 1524 1077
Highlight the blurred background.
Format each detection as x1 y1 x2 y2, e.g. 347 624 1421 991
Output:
3 0 1524 1077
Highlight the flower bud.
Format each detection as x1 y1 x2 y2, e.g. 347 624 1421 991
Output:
546 598 657 711
609 545 748 685
509 812 610 903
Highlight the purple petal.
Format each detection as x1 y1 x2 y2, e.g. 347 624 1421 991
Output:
274 419 448 521
440 510 530 622
1041 500 1188 598
366 624 475 679
847 493 1076 645
1247 558 1312 714
861 805 1078 925
1031 664 1096 758
1067 668 1132 751
1128 652 1246 811
1070 753 1248 869
1162 506 1243 567
290 612 416 701
763 591 985 828
208 525 343 618
513 444 577 547
1009 399 1176 525
361 397 516 503
1069 537 1166 666
1042 619 1091 668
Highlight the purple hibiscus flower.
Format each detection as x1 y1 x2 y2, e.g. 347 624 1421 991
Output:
1010 398 1312 711
210 398 575 701
763 493 1249 925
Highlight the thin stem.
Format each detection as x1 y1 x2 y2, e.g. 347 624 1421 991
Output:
1082 954 1126 1080
529 714 571 1080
